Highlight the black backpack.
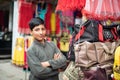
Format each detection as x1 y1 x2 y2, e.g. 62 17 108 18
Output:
75 19 119 43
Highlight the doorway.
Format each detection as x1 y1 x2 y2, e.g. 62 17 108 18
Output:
0 0 13 59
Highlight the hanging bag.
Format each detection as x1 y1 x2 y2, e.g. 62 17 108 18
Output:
98 24 119 42
75 20 119 43
74 41 119 67
75 20 99 43
74 40 120 80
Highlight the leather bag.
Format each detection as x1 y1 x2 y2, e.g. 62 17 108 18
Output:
74 40 120 80
74 41 120 68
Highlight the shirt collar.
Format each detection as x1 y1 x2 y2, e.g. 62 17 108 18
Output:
34 39 47 47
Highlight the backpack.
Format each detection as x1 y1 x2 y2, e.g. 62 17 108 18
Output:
113 46 120 80
75 20 119 43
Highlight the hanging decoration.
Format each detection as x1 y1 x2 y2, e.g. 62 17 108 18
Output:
12 36 33 66
61 10 74 25
18 0 36 34
50 12 56 35
12 37 25 66
55 0 85 12
82 0 120 21
44 3 52 35
55 13 61 36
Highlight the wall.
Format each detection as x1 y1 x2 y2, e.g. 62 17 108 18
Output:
12 1 19 59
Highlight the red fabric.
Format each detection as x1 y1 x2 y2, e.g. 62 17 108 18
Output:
56 0 85 12
68 0 86 11
57 41 60 49
111 27 118 40
75 26 86 41
55 14 61 35
0 11 4 28
98 24 104 41
82 0 120 21
46 37 51 41
55 0 68 12
56 0 85 25
61 10 74 25
24 38 28 68
18 1 35 34
45 4 52 35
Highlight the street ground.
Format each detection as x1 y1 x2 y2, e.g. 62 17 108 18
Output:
0 59 63 80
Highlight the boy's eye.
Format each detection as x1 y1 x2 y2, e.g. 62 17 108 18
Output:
41 28 45 30
34 28 40 31
34 27 45 31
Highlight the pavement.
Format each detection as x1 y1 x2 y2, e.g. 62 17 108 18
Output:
0 59 63 80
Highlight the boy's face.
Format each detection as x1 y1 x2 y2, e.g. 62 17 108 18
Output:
31 24 46 42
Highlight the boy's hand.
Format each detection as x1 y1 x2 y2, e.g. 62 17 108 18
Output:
41 61 50 68
54 53 61 60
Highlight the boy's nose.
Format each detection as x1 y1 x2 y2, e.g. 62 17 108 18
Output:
39 31 43 34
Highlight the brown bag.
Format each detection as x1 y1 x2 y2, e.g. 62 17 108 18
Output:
74 40 120 80
74 41 120 68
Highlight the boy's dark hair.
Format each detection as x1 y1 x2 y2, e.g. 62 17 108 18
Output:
29 17 44 30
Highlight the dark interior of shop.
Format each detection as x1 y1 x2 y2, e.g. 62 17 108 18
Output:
0 0 13 59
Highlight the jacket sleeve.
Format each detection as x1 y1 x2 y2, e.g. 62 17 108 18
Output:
48 42 67 69
27 48 53 78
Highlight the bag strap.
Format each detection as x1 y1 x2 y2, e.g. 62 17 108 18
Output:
102 40 120 55
100 42 116 55
75 26 86 41
75 20 90 41
111 27 119 40
98 24 104 41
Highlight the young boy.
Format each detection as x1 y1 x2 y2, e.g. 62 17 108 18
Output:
27 17 67 80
